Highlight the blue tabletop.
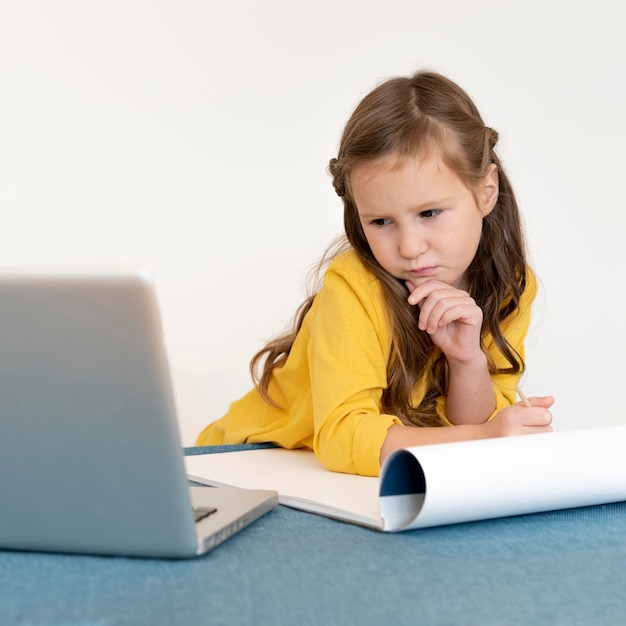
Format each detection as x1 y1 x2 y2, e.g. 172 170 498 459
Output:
2 445 626 626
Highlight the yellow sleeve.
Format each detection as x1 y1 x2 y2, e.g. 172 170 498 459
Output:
306 256 401 476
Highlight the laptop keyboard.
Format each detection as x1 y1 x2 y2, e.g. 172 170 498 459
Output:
194 507 217 523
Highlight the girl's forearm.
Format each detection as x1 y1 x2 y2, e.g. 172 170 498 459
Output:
379 422 486 465
444 352 495 425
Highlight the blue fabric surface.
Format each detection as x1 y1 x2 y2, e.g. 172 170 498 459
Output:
2 445 626 626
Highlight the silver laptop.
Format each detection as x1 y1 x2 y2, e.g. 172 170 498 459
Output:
0 271 277 558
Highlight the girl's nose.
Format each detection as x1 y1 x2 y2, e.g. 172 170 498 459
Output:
399 229 426 259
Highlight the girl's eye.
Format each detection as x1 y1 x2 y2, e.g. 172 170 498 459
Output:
420 209 442 219
371 218 392 227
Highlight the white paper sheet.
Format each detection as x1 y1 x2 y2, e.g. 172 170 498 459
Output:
185 448 382 528
380 424 626 530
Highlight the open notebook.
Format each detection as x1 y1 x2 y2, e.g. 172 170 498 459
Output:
186 423 626 531
0 271 277 558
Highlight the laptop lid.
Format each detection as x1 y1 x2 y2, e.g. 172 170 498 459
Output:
0 271 277 558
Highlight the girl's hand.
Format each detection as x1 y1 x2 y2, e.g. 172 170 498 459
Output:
485 396 554 437
406 279 483 363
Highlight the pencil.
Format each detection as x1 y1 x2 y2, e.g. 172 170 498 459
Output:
517 388 531 407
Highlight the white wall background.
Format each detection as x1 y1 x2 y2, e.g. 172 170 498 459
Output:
1 1 624 445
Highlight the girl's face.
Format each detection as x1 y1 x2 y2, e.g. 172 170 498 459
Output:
351 152 499 290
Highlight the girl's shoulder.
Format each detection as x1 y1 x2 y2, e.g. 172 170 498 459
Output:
326 248 376 283
523 265 538 303
315 249 389 337
322 250 385 317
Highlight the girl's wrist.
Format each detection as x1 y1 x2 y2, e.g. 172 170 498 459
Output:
446 350 488 373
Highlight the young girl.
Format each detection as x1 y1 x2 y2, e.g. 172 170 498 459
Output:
197 70 554 476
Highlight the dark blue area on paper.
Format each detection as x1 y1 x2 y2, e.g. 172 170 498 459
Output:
379 450 426 497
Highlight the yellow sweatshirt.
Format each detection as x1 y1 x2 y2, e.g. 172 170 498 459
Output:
197 250 536 476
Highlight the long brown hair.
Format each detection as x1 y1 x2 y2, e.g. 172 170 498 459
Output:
252 71 529 426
